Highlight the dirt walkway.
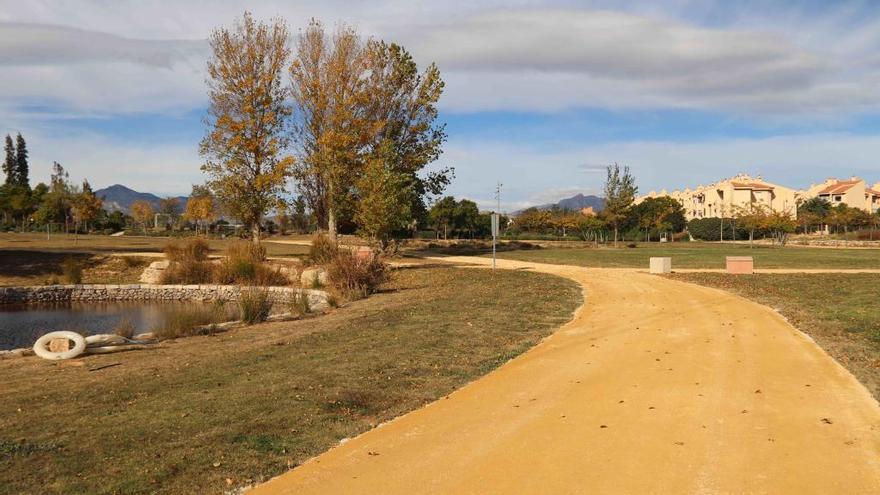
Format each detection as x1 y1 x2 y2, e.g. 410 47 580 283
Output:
250 257 880 494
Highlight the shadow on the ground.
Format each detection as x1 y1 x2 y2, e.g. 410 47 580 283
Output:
0 250 98 279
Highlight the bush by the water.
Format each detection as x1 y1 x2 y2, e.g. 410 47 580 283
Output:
161 238 213 284
238 289 273 324
152 304 234 340
113 318 136 339
215 241 287 286
287 291 310 316
326 251 389 300
308 234 339 265
160 239 288 286
61 258 83 284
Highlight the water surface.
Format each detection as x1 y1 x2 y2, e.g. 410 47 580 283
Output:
0 301 214 350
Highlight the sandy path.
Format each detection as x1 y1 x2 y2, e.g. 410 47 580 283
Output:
250 256 880 494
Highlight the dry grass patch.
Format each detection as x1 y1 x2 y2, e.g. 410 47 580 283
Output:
0 265 580 494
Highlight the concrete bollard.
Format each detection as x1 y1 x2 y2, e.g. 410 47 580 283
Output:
649 257 672 274
726 256 754 274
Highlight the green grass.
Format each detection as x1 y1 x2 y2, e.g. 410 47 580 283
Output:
669 273 880 399
0 265 580 494
482 242 880 269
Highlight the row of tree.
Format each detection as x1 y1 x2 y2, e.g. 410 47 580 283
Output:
797 198 880 236
200 13 451 246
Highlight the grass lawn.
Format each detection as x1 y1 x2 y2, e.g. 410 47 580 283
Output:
0 265 581 494
483 242 880 269
669 273 880 399
0 233 310 258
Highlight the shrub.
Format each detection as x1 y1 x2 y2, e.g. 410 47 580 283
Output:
61 258 83 284
239 289 273 324
687 218 748 241
326 251 389 301
288 290 311 317
308 233 338 265
215 241 288 286
113 318 136 339
152 305 229 340
161 238 213 284
164 237 210 262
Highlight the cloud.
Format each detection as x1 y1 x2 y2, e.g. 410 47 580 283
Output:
0 23 208 115
403 8 880 117
0 22 205 67
3 4 880 119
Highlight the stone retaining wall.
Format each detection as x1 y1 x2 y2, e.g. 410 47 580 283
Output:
0 284 328 309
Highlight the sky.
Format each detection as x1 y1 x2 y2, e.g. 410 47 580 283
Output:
2 1 880 211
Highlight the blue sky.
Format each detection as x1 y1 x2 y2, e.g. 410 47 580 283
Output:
2 1 880 211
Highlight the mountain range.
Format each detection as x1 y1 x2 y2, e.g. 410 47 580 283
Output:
516 193 605 215
94 184 187 214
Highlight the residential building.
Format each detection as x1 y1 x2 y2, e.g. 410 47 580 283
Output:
636 174 799 221
802 177 880 213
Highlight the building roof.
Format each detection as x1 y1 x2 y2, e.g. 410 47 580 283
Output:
866 187 880 197
731 181 774 191
817 180 860 195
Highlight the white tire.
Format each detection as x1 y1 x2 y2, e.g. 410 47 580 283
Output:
33 331 86 360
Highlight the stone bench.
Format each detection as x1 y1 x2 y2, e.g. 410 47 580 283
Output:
726 256 754 275
649 257 672 274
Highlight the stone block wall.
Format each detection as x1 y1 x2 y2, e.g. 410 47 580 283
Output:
0 284 328 310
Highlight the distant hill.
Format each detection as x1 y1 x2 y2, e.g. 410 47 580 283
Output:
554 193 604 212
515 193 605 215
94 184 187 214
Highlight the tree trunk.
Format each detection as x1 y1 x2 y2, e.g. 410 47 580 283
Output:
613 226 619 247
252 218 261 244
327 205 338 242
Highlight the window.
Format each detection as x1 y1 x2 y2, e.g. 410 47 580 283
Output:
834 195 842 202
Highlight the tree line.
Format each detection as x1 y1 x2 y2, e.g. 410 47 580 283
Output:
0 135 105 234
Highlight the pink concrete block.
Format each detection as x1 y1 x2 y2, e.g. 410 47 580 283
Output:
726 256 754 274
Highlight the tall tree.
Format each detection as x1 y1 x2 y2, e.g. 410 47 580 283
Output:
601 163 638 246
159 197 181 228
184 185 216 235
355 151 411 248
130 200 154 236
290 20 372 240
34 162 73 232
200 12 294 244
428 196 458 239
14 133 28 187
290 23 451 241
71 179 103 237
3 135 14 185
364 40 451 226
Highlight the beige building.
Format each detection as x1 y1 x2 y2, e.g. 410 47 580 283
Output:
637 174 799 221
802 177 880 213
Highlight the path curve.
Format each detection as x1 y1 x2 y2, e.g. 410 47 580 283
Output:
251 256 880 494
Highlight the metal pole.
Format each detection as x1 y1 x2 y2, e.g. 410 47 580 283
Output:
493 182 502 270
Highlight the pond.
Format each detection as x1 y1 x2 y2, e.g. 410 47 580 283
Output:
0 301 223 351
